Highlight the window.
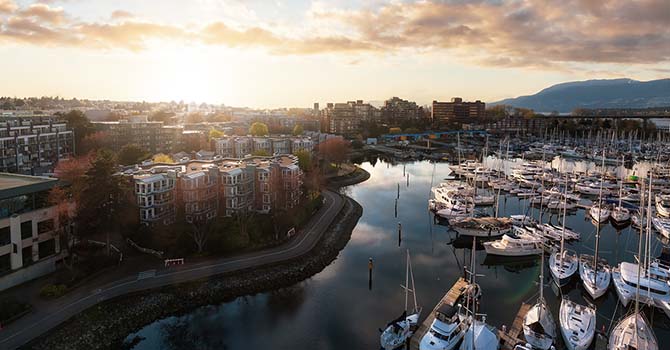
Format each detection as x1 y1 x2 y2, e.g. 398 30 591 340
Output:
38 219 54 234
22 246 32 265
0 226 9 246
21 220 32 239
0 254 10 274
38 239 56 259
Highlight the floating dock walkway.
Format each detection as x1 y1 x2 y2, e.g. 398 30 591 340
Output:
409 277 469 350
498 302 531 350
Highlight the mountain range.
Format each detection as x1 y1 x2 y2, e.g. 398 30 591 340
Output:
491 78 670 113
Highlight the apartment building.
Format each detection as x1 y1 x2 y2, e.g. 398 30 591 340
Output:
0 173 67 291
130 155 303 225
213 136 314 158
432 97 485 125
93 119 208 155
321 100 380 135
381 97 423 123
0 120 74 175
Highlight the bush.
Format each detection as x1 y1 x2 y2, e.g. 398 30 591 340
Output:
39 284 67 299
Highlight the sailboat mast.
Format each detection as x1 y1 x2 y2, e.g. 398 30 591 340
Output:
405 249 409 313
618 155 624 209
408 250 418 313
560 171 568 266
594 150 605 269
635 181 644 316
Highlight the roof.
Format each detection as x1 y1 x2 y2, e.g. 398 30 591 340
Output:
0 173 58 200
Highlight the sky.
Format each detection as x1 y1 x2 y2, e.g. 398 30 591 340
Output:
0 0 668 108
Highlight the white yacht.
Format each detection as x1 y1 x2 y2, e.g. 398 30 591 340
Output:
609 313 658 350
550 249 578 287
459 320 499 350
380 250 421 350
656 194 670 218
612 262 670 317
419 304 468 350
589 205 610 224
482 233 543 257
523 243 557 350
578 255 610 299
559 298 595 350
611 159 630 224
652 217 670 238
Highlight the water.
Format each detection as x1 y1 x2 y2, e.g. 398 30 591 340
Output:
126 159 670 349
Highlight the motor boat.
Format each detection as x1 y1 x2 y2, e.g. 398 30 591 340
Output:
419 304 468 350
482 233 543 257
450 217 512 238
459 320 499 350
559 298 595 350
612 262 670 317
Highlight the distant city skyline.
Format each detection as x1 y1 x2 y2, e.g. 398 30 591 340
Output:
0 0 668 108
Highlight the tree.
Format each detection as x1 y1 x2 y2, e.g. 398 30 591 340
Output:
78 131 111 155
249 122 269 136
208 128 225 140
404 127 420 134
61 110 93 155
47 187 76 277
185 112 204 124
153 153 175 164
118 143 148 166
389 127 402 134
318 138 350 168
149 110 176 124
186 219 211 254
77 150 124 251
252 150 271 157
294 150 312 170
292 124 304 136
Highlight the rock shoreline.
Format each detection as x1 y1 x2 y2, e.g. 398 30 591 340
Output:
24 197 363 350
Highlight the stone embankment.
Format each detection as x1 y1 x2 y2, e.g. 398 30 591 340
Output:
25 199 364 350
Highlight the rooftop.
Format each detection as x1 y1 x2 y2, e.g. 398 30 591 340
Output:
0 173 58 200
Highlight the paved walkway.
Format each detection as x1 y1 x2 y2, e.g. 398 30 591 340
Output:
0 189 345 349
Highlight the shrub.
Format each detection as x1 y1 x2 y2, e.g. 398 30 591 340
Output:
39 284 68 299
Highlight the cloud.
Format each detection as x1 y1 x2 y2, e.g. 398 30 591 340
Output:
0 0 668 72
110 10 133 20
19 3 65 24
0 0 17 13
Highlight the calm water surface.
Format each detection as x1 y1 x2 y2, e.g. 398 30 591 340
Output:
126 159 670 349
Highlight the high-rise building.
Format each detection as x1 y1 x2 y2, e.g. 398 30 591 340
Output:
321 100 379 135
432 97 485 125
93 119 206 154
313 103 319 112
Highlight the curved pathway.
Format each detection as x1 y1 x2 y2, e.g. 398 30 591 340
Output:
0 189 344 349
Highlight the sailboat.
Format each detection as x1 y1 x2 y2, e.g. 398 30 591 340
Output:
579 153 611 299
589 150 611 224
559 298 595 350
549 173 578 286
609 179 659 350
459 238 499 350
381 250 422 350
611 156 630 225
523 237 557 350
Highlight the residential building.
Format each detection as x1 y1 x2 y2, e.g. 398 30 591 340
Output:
0 119 74 175
93 119 178 154
0 173 67 291
321 100 378 135
130 155 303 225
381 97 423 123
432 97 485 125
213 136 314 158
486 116 549 134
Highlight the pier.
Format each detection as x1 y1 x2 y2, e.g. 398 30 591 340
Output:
498 302 531 350
409 277 469 350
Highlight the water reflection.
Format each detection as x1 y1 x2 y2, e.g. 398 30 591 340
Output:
126 159 670 349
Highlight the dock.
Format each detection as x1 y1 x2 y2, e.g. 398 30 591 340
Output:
409 277 469 350
498 302 531 350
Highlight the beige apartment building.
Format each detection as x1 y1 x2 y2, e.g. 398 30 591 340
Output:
131 155 303 225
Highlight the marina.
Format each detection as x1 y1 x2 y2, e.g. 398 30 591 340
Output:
125 155 670 350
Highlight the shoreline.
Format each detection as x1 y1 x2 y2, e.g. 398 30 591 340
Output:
22 169 370 350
